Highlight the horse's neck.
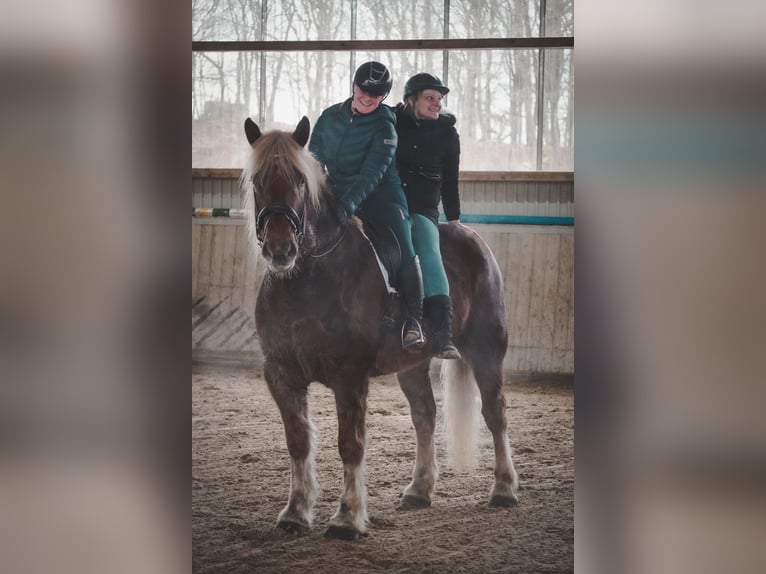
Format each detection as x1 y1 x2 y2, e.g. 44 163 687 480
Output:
312 201 340 238
290 205 341 265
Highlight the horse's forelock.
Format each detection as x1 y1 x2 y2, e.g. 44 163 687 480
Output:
242 130 324 209
239 128 327 253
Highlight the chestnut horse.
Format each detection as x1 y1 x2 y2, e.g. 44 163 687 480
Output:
240 117 519 540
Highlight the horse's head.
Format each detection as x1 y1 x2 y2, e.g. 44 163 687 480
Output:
241 116 322 273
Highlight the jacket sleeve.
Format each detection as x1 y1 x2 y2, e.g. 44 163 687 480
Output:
338 121 398 214
440 127 461 221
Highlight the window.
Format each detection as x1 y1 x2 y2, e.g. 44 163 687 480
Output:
192 0 573 171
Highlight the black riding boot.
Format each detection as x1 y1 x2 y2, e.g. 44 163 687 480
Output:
398 256 426 352
425 295 462 360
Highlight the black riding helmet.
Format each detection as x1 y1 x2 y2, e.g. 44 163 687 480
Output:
403 72 450 100
353 61 393 97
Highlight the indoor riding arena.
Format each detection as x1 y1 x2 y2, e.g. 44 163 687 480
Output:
193 2 573 572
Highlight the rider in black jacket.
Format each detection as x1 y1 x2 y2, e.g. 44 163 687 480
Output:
394 73 462 359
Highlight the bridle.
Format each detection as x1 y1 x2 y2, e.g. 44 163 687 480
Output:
255 201 305 247
252 175 345 258
252 175 306 248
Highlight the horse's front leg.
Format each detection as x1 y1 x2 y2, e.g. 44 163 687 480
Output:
396 362 437 508
264 360 317 533
325 376 370 540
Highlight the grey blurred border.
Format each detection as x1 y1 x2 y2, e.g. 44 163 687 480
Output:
0 0 190 572
576 0 766 572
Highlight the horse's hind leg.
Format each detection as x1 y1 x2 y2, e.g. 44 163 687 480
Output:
264 361 317 533
471 358 520 507
396 361 437 508
325 376 370 540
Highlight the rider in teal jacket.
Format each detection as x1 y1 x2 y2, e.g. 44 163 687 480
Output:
308 61 426 352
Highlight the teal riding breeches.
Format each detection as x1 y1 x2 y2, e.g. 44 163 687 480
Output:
359 192 417 268
410 213 449 297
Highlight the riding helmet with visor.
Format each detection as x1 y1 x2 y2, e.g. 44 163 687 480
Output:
353 61 393 97
403 72 450 100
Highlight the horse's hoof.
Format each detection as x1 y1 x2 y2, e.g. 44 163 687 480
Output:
489 494 519 508
276 520 309 535
398 494 432 509
324 525 366 541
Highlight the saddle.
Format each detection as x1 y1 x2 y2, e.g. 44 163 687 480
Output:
356 215 410 370
357 213 402 290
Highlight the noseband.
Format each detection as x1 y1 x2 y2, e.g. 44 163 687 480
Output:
255 202 304 246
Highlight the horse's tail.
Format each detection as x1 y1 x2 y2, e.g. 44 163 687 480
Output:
441 358 480 472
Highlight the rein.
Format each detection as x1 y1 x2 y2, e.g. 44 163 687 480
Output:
305 225 346 258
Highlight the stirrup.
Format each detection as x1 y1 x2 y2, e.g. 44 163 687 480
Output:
401 320 426 352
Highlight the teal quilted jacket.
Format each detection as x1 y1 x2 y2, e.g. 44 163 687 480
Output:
308 98 405 214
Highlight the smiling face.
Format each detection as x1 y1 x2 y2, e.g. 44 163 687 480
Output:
412 89 444 121
351 85 386 114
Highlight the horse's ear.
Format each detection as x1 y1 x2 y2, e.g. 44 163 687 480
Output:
292 116 310 147
245 118 261 145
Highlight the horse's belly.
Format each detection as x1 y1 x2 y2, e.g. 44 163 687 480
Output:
257 311 378 373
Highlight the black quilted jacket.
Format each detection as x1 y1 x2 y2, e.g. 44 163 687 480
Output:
394 103 461 224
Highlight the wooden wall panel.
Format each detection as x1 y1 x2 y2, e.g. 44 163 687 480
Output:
456 180 573 220
193 175 574 220
504 232 524 364
192 221 201 295
195 223 212 296
231 225 247 312
192 220 261 361
466 224 574 374
535 233 561 373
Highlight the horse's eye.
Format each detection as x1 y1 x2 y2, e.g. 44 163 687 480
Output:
292 171 306 185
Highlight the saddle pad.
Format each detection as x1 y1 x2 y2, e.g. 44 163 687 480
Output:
358 216 401 293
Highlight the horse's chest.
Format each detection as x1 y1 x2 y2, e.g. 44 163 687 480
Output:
255 265 386 369
256 291 352 354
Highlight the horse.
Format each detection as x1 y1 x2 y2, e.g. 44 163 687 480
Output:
240 116 519 540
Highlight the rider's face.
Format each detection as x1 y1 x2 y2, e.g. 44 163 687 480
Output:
412 89 444 121
352 85 385 114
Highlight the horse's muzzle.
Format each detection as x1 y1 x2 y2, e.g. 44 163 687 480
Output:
262 238 298 272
